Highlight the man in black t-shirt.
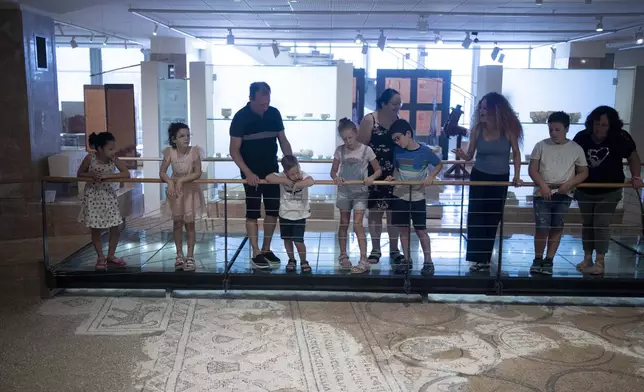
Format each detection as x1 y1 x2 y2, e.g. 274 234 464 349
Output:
230 82 293 270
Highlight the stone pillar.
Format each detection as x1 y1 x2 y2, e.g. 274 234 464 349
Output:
0 5 61 240
150 36 188 79
476 65 503 99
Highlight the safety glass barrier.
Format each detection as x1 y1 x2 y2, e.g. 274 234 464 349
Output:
39 159 644 296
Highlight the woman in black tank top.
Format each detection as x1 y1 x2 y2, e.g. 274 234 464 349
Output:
357 88 405 264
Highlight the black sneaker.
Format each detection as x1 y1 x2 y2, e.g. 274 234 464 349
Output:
421 263 435 277
262 251 281 268
540 259 553 275
530 258 543 274
393 257 412 274
251 254 271 270
469 262 491 272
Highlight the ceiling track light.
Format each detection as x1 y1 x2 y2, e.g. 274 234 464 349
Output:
354 30 364 45
103 37 109 46
89 32 94 42
461 32 472 49
417 15 429 32
636 29 644 45
271 40 280 58
491 44 501 61
595 17 604 32
498 53 505 64
377 29 386 51
70 36 78 49
226 29 235 45
536 0 543 5
472 32 479 44
434 32 443 45
153 23 159 36
57 24 64 35
361 41 368 55
124 40 128 49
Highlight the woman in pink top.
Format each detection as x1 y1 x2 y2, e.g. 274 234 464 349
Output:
160 122 205 272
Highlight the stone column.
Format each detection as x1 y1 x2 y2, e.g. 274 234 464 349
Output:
0 5 61 240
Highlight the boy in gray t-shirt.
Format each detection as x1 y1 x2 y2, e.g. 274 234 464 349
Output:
528 111 588 275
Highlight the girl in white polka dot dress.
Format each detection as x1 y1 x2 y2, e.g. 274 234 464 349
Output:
77 132 131 271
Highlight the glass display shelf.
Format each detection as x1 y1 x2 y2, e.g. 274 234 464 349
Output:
208 117 336 122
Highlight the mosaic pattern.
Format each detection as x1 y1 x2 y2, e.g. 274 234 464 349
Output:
38 296 644 391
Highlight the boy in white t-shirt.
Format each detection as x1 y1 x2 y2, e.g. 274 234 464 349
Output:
266 155 314 273
528 111 588 276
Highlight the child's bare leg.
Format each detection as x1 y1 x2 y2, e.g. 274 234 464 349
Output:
295 241 307 262
546 229 564 259
285 240 295 260
173 218 184 255
416 229 432 264
107 226 121 259
353 209 367 260
338 211 351 256
91 228 105 258
185 221 196 258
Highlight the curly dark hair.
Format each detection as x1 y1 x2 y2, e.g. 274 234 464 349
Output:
167 122 189 148
337 117 357 134
584 106 624 137
88 132 115 150
471 92 523 144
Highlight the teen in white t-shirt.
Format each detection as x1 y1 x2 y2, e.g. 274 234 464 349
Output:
528 111 588 276
266 155 314 273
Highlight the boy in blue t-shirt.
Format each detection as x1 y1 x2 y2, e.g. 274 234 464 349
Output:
386 119 443 277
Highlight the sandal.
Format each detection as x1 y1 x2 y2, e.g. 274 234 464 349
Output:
582 263 604 276
175 255 185 271
95 257 107 271
576 259 594 270
338 254 352 270
286 259 297 273
351 259 371 274
107 256 127 268
390 250 402 260
184 257 196 272
391 252 406 264
301 260 312 273
367 250 381 264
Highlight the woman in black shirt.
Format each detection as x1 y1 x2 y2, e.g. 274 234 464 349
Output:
573 106 643 275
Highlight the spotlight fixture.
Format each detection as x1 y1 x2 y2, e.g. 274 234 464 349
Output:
226 29 234 45
377 30 386 51
498 53 505 64
57 24 64 35
491 43 500 61
361 41 368 55
124 40 128 49
595 17 604 32
536 0 543 5
271 40 280 58
89 32 95 42
636 30 644 45
103 37 108 46
70 37 78 49
472 32 479 44
434 32 443 45
354 31 364 45
153 23 158 36
417 15 429 32
461 32 472 49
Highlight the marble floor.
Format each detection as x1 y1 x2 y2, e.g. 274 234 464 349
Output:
2 293 644 391
55 230 644 280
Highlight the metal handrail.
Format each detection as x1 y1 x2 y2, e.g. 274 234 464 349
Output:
41 176 634 188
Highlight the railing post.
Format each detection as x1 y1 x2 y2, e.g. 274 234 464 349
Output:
404 184 412 294
41 180 50 269
224 183 228 274
496 190 505 295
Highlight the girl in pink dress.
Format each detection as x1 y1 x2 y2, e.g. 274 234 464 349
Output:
160 123 205 271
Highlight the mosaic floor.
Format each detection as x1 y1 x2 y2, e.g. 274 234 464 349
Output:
54 230 644 279
11 294 644 392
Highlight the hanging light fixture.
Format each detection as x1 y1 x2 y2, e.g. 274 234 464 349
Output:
434 32 444 45
461 32 472 49
636 29 644 45
103 37 108 46
354 30 364 45
498 53 505 64
70 37 78 49
226 29 235 45
595 16 604 32
491 43 501 61
89 32 95 42
153 23 158 36
536 0 543 5
361 41 368 54
272 40 280 58
377 30 386 51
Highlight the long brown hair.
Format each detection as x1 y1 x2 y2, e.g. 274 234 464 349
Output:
471 92 523 144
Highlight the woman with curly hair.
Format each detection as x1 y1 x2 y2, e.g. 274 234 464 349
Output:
573 106 642 275
454 92 523 272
